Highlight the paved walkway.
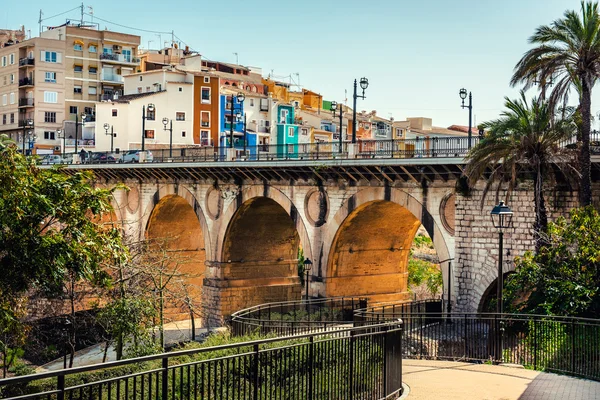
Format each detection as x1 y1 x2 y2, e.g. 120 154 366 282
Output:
403 360 600 399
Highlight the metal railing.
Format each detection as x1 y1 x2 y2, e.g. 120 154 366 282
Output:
18 98 34 107
18 57 34 67
0 321 403 400
231 297 367 337
18 78 34 87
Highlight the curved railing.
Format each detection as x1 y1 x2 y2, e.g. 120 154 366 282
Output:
354 301 600 382
231 297 367 337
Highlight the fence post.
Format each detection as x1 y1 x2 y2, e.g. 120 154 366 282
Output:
349 329 355 398
57 375 65 400
253 344 260 400
570 320 576 373
161 356 169 399
463 314 467 359
533 320 538 370
308 336 314 399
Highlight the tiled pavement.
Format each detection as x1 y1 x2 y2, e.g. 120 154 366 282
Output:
403 360 600 400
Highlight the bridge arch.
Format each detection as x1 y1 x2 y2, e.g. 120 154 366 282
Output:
214 185 310 315
324 187 450 303
142 185 211 322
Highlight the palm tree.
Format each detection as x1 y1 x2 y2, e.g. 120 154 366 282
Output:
511 1 600 207
464 92 578 251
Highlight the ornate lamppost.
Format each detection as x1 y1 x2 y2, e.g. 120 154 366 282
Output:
459 88 473 149
490 201 513 314
351 78 369 144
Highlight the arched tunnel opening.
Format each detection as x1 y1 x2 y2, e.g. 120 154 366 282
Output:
220 197 302 315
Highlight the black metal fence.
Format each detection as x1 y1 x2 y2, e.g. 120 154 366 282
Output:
0 322 403 400
231 297 367 337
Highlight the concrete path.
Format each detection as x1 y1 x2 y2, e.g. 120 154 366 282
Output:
37 319 209 372
403 360 600 400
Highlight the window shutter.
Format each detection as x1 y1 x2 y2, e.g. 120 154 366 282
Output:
56 53 62 63
40 51 46 61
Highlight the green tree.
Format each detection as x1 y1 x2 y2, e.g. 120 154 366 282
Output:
0 135 126 324
511 1 600 206
504 207 600 317
464 93 577 251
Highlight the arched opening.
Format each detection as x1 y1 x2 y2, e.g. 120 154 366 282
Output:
146 195 205 322
478 272 515 313
407 227 443 301
327 200 422 303
220 197 302 315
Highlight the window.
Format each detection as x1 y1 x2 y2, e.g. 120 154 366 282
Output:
201 111 210 127
9 93 14 104
302 128 308 136
42 51 61 63
249 98 254 107
201 87 210 103
44 112 56 123
74 44 82 51
178 87 182 92
1 94 6 105
144 130 155 139
3 76 6 85
74 65 83 73
396 128 403 138
147 109 155 120
146 86 151 92
122 49 131 62
89 45 97 53
280 109 289 123
112 109 118 117
2 115 5 124
73 85 82 94
137 87 142 93
89 86 97 95
103 47 113 54
288 127 295 137
69 106 78 114
225 95 232 109
43 91 57 103
200 130 210 146
44 131 55 140
181 131 186 137
45 72 56 83
84 107 93 115
1 56 6 67
9 54 14 65
139 76 143 81
203 77 210 84
176 112 185 121
9 74 14 84
89 67 97 74
10 113 14 123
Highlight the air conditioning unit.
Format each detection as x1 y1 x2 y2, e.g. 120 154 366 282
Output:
113 45 121 50
54 146 61 151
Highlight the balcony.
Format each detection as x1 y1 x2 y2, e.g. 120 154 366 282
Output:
18 78 34 87
18 58 34 67
101 92 122 101
18 98 34 107
99 53 140 65
100 71 124 84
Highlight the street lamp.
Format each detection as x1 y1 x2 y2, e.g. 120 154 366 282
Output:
103 123 115 153
330 101 344 153
459 88 473 149
229 92 245 149
351 77 368 144
75 112 87 154
162 117 173 158
21 118 33 155
142 103 155 151
490 201 513 314
57 129 64 158
303 258 313 301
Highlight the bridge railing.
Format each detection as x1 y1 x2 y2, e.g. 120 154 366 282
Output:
231 297 367 337
0 321 403 400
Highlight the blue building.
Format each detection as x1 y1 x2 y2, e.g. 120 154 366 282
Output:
275 104 299 158
219 94 258 158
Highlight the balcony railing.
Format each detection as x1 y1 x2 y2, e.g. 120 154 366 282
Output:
18 98 34 107
18 57 34 67
99 53 140 64
100 72 124 83
18 78 34 87
100 92 122 101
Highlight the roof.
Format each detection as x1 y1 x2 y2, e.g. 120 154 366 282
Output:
220 86 268 98
127 69 186 77
409 126 469 137
112 90 166 103
447 125 482 134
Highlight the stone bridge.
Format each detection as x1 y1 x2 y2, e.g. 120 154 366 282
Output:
59 157 598 326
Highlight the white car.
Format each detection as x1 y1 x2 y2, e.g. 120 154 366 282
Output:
120 150 154 163
40 155 64 165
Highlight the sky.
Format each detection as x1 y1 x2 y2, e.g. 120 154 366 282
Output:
4 0 598 128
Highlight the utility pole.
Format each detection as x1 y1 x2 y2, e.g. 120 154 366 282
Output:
38 10 43 36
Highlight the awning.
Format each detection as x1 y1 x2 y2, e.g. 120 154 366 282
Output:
74 40 84 45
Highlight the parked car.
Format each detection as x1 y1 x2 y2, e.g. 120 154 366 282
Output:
40 154 64 165
120 150 154 163
89 152 117 163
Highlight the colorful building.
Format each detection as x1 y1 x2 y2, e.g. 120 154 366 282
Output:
192 72 220 147
275 104 299 157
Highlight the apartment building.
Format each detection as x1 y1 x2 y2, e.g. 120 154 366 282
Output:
0 36 66 154
40 25 141 150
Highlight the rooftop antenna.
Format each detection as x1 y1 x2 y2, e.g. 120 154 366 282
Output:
80 2 84 26
294 72 300 90
38 9 43 36
233 52 239 65
87 6 94 24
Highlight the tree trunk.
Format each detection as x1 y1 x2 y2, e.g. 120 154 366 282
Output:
580 75 593 206
533 164 548 253
69 277 76 369
190 307 196 341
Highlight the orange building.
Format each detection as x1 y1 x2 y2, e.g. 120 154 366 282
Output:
192 73 220 147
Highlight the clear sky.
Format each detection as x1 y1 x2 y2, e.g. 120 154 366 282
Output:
4 0 598 128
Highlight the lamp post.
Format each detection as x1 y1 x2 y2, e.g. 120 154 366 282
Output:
490 201 513 314
141 103 155 151
21 118 33 154
229 92 245 149
330 101 344 153
459 88 473 149
351 77 369 144
303 258 313 312
75 112 87 154
57 129 64 158
103 123 115 153
162 117 173 158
